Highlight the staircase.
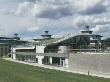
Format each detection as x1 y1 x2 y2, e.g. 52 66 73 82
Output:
52 32 79 44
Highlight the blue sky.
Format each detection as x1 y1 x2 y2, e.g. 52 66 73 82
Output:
0 0 110 40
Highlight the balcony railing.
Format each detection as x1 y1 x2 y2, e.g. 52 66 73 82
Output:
15 52 69 58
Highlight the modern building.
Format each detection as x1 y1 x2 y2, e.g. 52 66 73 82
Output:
10 27 110 77
31 31 60 46
80 26 102 49
11 26 104 68
0 34 27 57
0 43 11 57
12 31 69 67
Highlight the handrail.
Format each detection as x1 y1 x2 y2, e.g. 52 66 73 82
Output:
52 32 79 44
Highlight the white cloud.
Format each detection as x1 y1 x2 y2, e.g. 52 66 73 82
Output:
73 14 110 30
15 0 108 19
27 26 40 32
0 9 14 15
92 24 110 33
15 2 34 16
16 0 74 19
73 15 94 28
0 0 110 40
74 0 101 11
73 0 107 15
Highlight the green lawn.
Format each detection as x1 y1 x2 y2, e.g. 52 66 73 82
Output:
0 58 110 82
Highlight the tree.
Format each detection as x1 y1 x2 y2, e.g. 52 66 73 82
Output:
103 38 110 47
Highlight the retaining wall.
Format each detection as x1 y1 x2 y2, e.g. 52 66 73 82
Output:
69 52 110 76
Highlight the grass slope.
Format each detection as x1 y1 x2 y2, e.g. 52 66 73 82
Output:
0 58 110 82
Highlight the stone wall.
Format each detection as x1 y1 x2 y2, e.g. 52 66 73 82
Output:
69 52 110 76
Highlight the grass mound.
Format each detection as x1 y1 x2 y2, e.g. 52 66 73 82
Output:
0 58 110 82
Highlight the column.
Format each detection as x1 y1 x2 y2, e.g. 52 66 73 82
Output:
60 58 62 66
12 48 16 60
49 57 52 64
36 56 44 65
65 58 69 68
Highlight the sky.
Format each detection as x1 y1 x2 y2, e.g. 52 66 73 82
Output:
0 0 110 40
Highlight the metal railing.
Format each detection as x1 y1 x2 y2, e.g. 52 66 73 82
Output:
52 32 79 44
15 52 69 58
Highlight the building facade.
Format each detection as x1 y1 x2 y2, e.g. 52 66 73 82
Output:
0 43 11 57
11 26 104 68
80 26 102 49
0 34 27 57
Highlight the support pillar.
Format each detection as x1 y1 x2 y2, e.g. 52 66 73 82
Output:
65 58 69 68
12 48 16 60
60 58 62 66
49 57 52 64
36 56 44 65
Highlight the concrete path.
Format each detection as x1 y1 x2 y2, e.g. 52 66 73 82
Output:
3 58 110 79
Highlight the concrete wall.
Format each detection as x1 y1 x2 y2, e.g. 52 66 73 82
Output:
12 47 35 60
69 52 110 76
58 46 69 53
35 46 45 65
36 46 45 53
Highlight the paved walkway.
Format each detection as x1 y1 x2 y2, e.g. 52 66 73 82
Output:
3 58 110 79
